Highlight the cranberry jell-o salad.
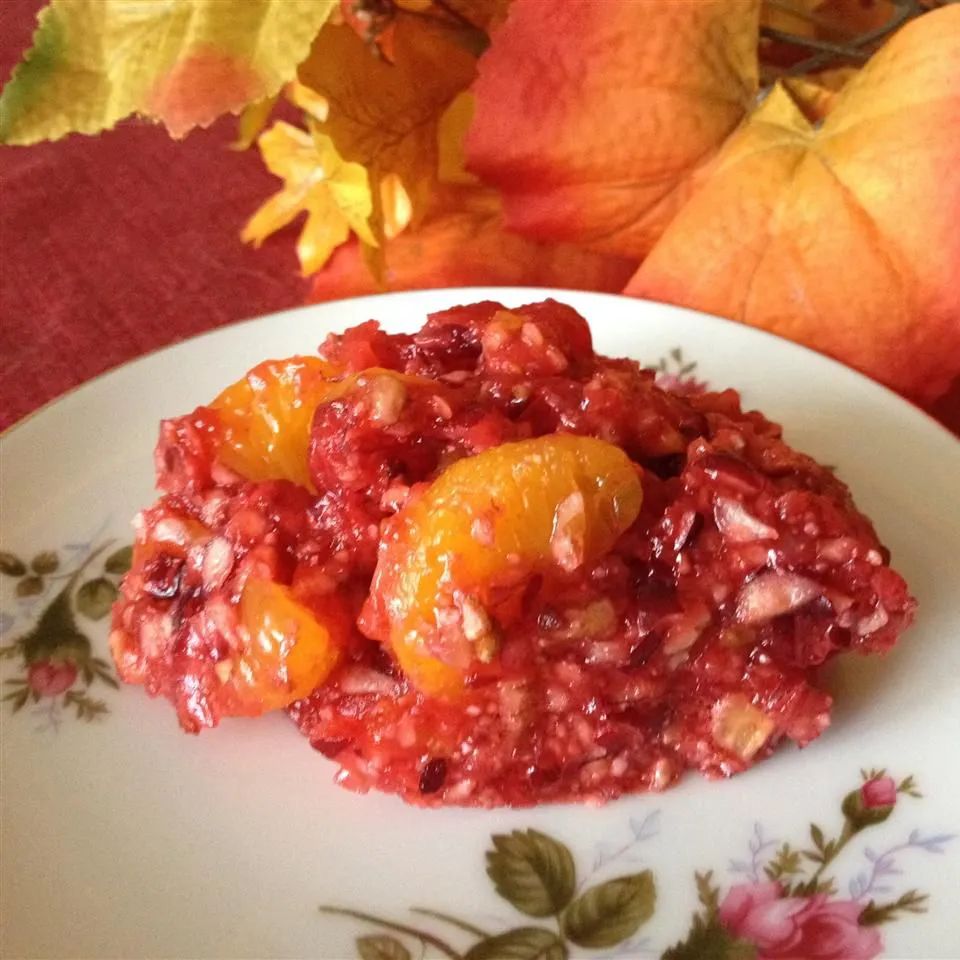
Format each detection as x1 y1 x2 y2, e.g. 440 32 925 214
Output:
110 300 914 807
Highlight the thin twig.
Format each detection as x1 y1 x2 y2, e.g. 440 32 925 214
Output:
319 906 463 960
410 908 488 939
761 26 871 63
781 0 923 76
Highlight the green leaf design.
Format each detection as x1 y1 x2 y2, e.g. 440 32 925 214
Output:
19 584 92 665
1 551 27 577
695 871 720 920
466 927 567 960
104 545 134 576
661 915 757 960
356 934 412 960
64 690 108 721
860 890 928 926
561 872 655 948
487 830 576 918
5 687 30 712
897 775 922 798
764 843 804 879
31 551 59 575
810 823 825 850
76 577 118 620
15 575 44 598
91 659 120 689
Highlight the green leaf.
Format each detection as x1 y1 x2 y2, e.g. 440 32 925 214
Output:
0 0 337 145
15 575 44 598
1 551 27 576
356 934 412 960
104 545 134 576
661 915 758 960
810 824 824 850
487 830 576 918
466 927 567 960
76 577 118 620
695 871 720 920
30 551 59 575
6 687 30 712
860 890 928 926
765 843 803 879
897 775 922 798
67 691 109 721
93 665 120 689
19 584 91 664
561 872 655 949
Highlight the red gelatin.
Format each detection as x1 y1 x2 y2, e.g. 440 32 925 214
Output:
111 300 916 805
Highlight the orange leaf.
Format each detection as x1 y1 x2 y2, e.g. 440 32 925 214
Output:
813 0 897 39
299 16 478 221
309 189 636 301
148 47 262 139
783 67 858 121
629 7 960 403
465 0 760 259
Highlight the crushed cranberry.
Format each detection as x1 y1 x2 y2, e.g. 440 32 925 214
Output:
111 299 916 806
419 758 448 795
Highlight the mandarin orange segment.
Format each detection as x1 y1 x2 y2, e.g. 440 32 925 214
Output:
210 356 340 489
230 578 343 714
368 434 643 697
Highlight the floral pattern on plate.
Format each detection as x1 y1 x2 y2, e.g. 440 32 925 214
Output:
322 769 953 960
0 540 129 726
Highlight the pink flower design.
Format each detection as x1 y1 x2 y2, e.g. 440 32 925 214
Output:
719 882 882 960
861 775 897 810
27 660 78 697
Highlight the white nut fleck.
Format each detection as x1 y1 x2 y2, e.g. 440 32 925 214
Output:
550 491 586 572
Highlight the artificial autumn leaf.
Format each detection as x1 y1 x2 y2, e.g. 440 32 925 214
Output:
242 121 376 276
814 0 897 38
287 81 330 123
465 0 761 260
298 15 479 222
629 6 960 404
438 93 479 185
379 174 413 239
0 0 337 145
783 67 858 121
309 188 636 301
231 96 280 151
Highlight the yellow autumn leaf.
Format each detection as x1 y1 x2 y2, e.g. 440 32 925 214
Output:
0 0 336 145
783 67 859 121
437 92 479 186
230 95 279 151
287 81 329 123
242 121 376 276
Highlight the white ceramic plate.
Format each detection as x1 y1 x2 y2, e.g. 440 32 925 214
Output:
2 289 959 960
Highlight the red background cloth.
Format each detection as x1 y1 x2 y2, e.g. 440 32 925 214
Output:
1 0 958 434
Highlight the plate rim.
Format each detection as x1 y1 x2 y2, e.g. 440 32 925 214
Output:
3 287 957 452
3 286 959 958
